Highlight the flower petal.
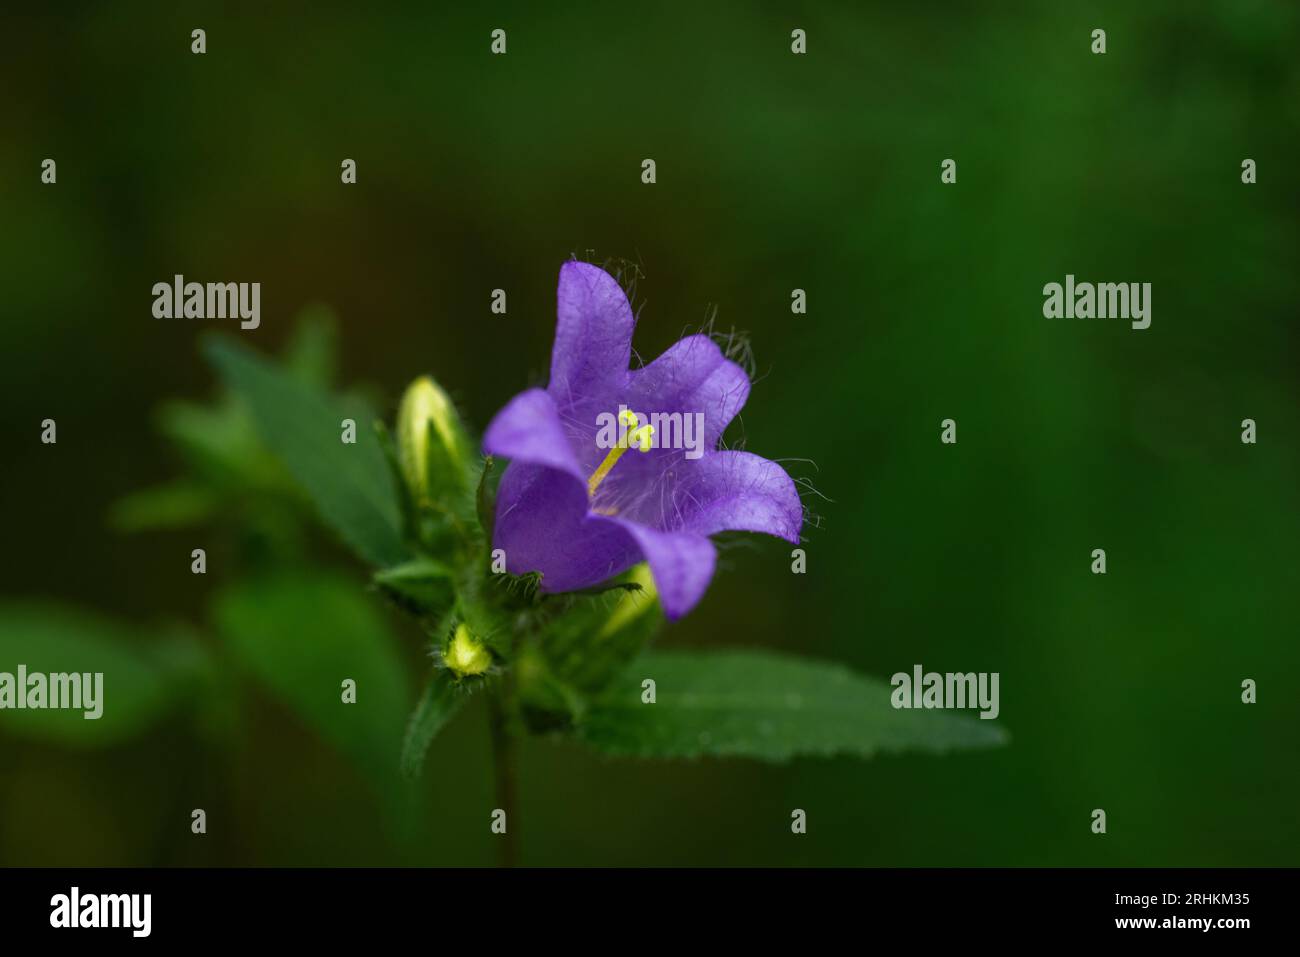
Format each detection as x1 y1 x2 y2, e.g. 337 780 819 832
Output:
667 451 803 543
627 335 749 447
549 261 635 410
493 463 640 589
492 462 718 619
601 518 717 620
482 388 583 480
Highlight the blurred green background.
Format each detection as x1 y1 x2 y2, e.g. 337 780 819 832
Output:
2 0 1299 866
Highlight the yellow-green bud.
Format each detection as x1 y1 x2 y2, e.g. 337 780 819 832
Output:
536 564 663 696
397 375 469 505
444 623 492 678
596 563 658 640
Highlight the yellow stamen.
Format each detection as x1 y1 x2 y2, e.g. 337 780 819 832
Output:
630 424 655 451
587 410 655 497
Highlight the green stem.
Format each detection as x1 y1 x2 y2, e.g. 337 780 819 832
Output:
488 681 519 868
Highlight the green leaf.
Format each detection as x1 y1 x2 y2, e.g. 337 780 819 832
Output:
156 395 282 489
282 304 339 388
212 572 412 788
0 603 209 747
204 337 408 567
400 667 468 779
107 480 221 531
373 559 456 616
577 649 1008 762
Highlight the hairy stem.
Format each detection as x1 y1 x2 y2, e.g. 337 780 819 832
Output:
488 681 519 868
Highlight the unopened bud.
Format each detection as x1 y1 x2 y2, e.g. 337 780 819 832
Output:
397 375 470 505
443 622 492 678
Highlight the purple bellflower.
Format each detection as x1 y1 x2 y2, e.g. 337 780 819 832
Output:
482 262 803 619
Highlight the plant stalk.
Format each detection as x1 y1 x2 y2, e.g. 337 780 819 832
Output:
488 682 519 868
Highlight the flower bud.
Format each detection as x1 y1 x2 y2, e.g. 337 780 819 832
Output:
540 564 662 693
443 622 492 678
397 375 470 506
